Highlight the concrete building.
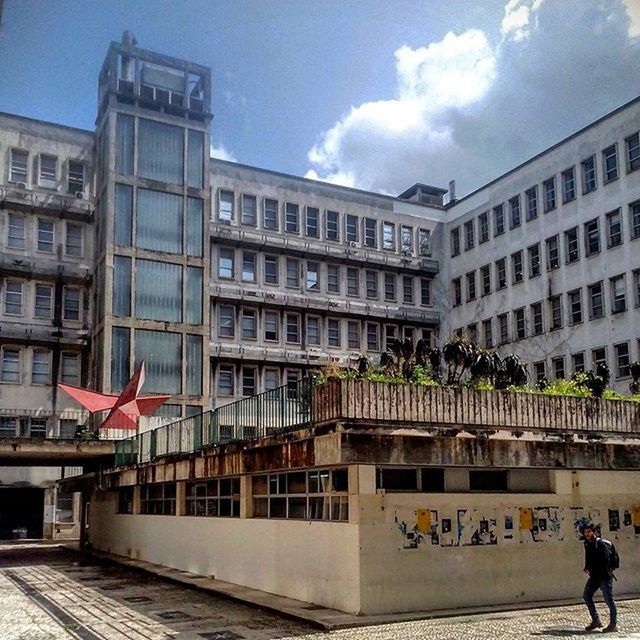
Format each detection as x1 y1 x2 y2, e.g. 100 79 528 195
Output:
1 34 639 539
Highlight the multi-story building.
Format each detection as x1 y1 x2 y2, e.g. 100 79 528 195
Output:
0 34 639 536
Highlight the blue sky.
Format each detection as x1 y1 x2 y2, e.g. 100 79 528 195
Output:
1 0 639 197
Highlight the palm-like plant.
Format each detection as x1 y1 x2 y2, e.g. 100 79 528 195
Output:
629 361 640 394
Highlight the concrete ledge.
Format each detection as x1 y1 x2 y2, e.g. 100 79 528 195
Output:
67 544 640 630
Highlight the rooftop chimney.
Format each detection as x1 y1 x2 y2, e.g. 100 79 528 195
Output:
448 179 456 204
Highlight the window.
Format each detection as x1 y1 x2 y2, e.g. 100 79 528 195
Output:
592 348 607 370
418 228 431 255
307 316 321 346
39 154 57 188
286 314 300 343
634 270 640 307
614 343 631 378
327 319 341 347
450 227 460 256
218 190 234 221
531 302 543 335
32 350 50 384
217 364 236 396
464 220 474 251
509 195 521 228
305 207 319 237
366 322 380 351
306 261 319 290
137 189 183 254
383 222 396 250
141 483 177 516
582 156 597 193
478 212 489 243
385 325 398 352
346 267 359 296
469 470 508 492
626 132 640 172
286 258 300 288
218 248 234 279
403 276 414 304
326 211 340 241
496 258 507 289
384 273 396 301
568 289 582 324
572 353 586 374
134 260 182 323
498 314 509 344
511 251 523 284
534 361 546 385
466 271 476 301
493 204 505 236
346 214 358 243
186 478 240 517
398 225 412 254
242 366 257 396
7 214 26 249
588 282 604 319
241 309 257 340
327 265 340 293
452 277 462 306
347 321 361 349
543 177 556 212
264 255 279 285
545 235 559 270
60 352 79 385
526 186 538 220
550 295 562 330
264 311 279 342
114 183 133 246
241 252 256 282
10 149 28 183
138 119 183 184
606 209 622 247
528 244 541 278
68 161 84 194
584 218 600 255
603 145 618 183
562 168 575 203
514 307 526 340
482 319 493 349
37 219 55 252
241 194 257 225
115 113 134 176
1 348 20 383
552 356 565 381
480 264 491 295
263 198 279 230
420 279 431 306
34 284 53 319
65 223 82 257
631 200 640 239
364 218 377 247
610 274 626 313
285 203 299 233
4 280 23 315
264 369 280 391
365 271 378 299
218 305 235 338
112 256 131 317
565 227 579 263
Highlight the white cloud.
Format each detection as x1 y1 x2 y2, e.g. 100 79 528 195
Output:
622 0 640 37
210 142 236 162
306 0 640 197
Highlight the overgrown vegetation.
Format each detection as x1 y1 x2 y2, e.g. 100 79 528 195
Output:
318 337 640 403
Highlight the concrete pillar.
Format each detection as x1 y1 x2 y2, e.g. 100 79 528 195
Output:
132 485 142 515
175 481 186 516
349 465 377 525
79 491 89 548
240 475 252 518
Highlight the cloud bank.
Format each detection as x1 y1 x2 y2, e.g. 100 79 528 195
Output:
306 0 640 198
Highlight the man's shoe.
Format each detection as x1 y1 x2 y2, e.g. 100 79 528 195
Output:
584 620 602 631
602 623 617 633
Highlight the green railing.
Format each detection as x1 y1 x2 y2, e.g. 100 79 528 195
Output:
114 377 316 466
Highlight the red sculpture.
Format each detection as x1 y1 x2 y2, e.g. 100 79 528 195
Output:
58 363 170 430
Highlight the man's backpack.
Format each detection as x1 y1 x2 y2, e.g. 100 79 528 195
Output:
600 538 620 571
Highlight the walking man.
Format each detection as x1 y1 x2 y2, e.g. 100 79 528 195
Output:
582 522 617 632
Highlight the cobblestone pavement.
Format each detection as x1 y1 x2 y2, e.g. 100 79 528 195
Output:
1 544 640 640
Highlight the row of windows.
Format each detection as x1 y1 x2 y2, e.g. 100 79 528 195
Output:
456 275 639 348
216 188 432 256
451 132 640 256
6 148 86 193
2 213 85 257
214 365 303 398
1 279 85 321
0 346 80 385
214 247 432 305
0 415 83 439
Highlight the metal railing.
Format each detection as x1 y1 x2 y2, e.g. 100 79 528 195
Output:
114 377 316 466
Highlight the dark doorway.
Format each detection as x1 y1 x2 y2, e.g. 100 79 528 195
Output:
0 488 45 539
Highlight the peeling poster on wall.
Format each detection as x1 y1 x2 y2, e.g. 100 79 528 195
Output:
395 509 439 549
456 508 497 546
571 508 601 540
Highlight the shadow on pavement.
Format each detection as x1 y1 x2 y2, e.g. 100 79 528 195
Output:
531 630 588 637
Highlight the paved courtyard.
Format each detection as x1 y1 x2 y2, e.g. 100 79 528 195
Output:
1 543 639 640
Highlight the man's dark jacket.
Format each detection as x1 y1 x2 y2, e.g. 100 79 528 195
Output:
584 538 612 581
